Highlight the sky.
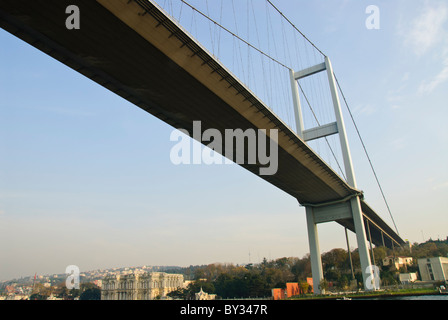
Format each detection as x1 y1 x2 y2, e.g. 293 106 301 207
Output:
1 0 447 281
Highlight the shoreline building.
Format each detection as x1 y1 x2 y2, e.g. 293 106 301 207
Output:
418 257 448 282
101 272 184 300
195 288 216 300
382 256 413 271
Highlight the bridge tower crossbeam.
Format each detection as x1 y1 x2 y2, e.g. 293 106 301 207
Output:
290 57 376 294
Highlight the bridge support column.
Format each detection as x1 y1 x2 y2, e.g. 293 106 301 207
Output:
351 196 376 291
291 56 380 293
305 207 324 294
289 69 305 139
304 198 377 293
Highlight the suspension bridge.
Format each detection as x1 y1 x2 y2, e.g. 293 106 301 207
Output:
0 0 405 293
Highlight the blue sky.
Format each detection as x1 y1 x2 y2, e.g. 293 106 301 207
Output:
1 0 447 281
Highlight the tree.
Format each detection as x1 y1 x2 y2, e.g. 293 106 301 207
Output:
319 279 329 294
261 257 268 268
69 288 81 299
246 273 269 297
53 282 69 299
373 247 387 263
380 270 397 286
322 249 348 270
291 255 311 280
185 280 215 299
324 268 341 282
32 283 52 298
336 276 349 292
214 273 235 299
262 267 284 289
298 281 310 295
30 293 47 300
80 288 101 300
167 288 188 300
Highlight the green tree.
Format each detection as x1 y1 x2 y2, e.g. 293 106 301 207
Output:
186 280 215 299
69 288 81 299
291 255 311 280
32 283 52 298
319 279 329 294
298 281 310 295
324 269 341 282
30 293 47 300
373 247 388 263
336 276 349 291
167 287 188 300
246 272 269 297
80 287 101 300
262 267 284 289
380 270 397 286
322 248 348 270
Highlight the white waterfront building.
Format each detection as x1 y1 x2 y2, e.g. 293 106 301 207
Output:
418 257 448 282
101 272 184 300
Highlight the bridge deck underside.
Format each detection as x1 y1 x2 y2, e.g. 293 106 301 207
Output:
0 0 404 248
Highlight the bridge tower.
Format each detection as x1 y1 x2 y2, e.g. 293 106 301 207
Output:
290 56 376 293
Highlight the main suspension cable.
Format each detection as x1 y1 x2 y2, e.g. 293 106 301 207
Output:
334 74 400 236
266 0 326 57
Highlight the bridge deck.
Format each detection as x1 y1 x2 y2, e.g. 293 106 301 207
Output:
0 0 404 248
